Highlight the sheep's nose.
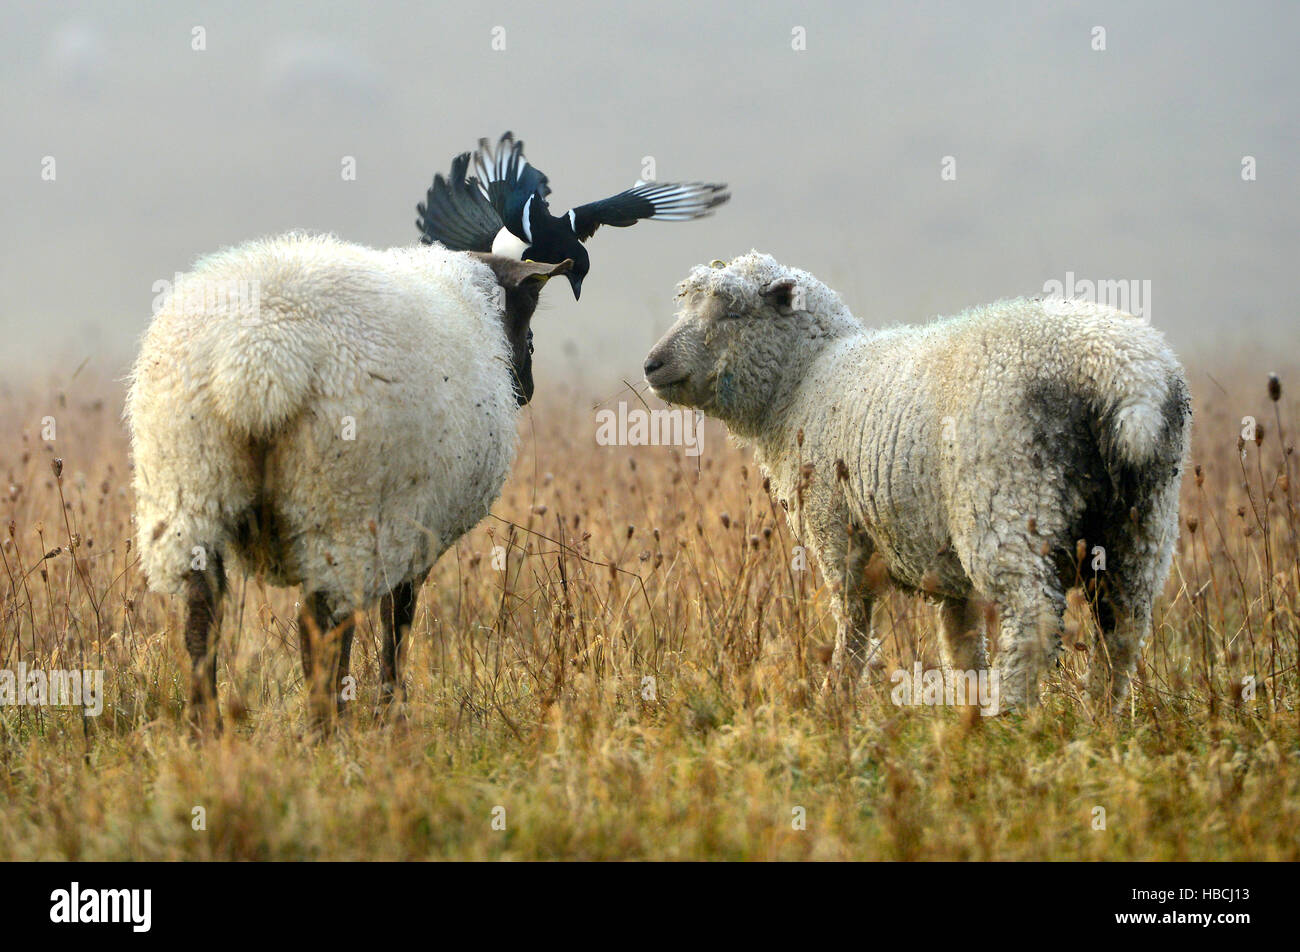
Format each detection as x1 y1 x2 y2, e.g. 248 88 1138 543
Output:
644 356 665 377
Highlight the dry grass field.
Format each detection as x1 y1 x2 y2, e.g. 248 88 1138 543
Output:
0 363 1297 861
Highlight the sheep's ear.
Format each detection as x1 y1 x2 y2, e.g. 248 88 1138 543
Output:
550 259 574 274
762 277 798 311
513 258 573 285
471 254 571 289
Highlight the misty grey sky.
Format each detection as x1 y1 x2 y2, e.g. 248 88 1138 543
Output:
2 0 1296 387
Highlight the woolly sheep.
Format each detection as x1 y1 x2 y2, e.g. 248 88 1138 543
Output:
127 233 570 731
643 252 1191 712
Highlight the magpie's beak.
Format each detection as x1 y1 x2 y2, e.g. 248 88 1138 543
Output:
566 272 583 300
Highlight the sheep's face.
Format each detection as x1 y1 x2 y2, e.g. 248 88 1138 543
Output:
470 254 573 406
644 267 807 429
501 280 544 404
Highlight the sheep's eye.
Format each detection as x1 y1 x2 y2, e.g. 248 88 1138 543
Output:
721 312 744 321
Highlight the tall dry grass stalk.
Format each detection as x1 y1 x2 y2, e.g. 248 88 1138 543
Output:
0 366 1296 859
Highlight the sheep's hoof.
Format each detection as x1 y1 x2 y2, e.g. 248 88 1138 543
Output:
186 701 223 741
1086 691 1133 719
303 702 341 740
984 690 1043 717
186 718 223 742
863 658 889 685
302 717 339 742
1086 673 1134 716
820 668 859 699
373 689 409 724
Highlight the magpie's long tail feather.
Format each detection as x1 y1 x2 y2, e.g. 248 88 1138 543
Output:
623 181 731 221
570 181 730 239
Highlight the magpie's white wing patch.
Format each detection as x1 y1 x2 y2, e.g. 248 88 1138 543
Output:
471 132 552 242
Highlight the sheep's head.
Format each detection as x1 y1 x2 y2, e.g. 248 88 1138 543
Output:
471 254 573 406
643 252 854 434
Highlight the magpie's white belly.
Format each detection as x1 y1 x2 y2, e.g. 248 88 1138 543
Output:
491 228 529 259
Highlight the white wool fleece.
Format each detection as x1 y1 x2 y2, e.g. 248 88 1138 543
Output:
126 232 517 608
650 252 1191 711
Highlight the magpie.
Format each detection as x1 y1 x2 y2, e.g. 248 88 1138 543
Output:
417 132 729 299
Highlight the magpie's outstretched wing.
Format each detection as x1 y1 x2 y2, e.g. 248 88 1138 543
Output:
473 132 551 241
569 181 729 242
416 152 503 252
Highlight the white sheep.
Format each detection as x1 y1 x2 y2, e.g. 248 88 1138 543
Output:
126 232 570 731
644 252 1191 712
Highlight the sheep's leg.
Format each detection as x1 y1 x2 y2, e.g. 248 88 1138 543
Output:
828 590 880 688
183 553 225 737
1085 480 1176 713
936 596 989 703
297 602 316 685
957 469 1070 713
1090 575 1152 713
818 525 883 691
334 620 355 717
299 593 349 734
378 577 420 715
991 586 1065 714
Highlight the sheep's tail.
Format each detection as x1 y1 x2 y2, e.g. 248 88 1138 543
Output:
209 318 317 438
1094 356 1192 473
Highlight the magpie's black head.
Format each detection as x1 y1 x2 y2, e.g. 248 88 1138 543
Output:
563 242 590 300
468 253 574 405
